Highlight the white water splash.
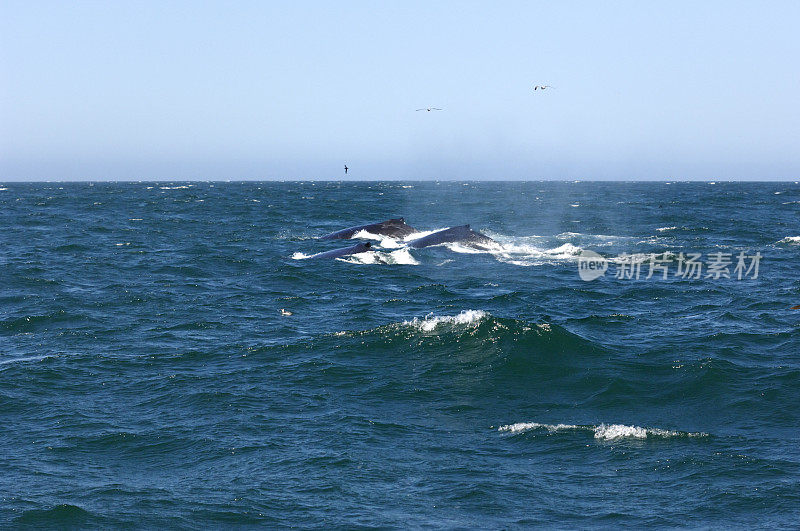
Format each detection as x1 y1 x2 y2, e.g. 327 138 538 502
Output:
498 422 707 440
403 310 487 332
352 230 405 249
777 236 800 245
498 422 580 434
0 354 54 368
339 248 419 265
490 241 584 266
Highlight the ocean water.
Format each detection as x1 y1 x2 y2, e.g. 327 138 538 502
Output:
1 181 799 528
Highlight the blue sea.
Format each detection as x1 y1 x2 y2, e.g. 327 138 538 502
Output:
1 181 799 528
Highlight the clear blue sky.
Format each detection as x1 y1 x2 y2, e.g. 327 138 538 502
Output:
1 1 799 180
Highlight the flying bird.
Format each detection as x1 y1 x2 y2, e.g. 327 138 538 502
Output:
344 164 348 174
533 85 553 91
416 107 442 112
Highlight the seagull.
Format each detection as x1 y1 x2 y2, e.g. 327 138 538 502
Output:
533 85 553 91
416 107 442 112
279 309 293 316
344 164 348 174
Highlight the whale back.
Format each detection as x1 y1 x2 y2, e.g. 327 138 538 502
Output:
407 225 496 249
320 218 416 240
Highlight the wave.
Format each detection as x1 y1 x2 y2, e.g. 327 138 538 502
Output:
497 422 708 440
776 236 800 245
401 310 488 332
14 504 104 527
323 311 611 380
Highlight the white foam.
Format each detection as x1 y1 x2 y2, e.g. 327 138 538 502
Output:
352 230 405 249
490 240 584 266
338 252 384 264
656 226 678 232
292 252 312 260
403 310 487 332
498 421 707 440
159 185 193 190
386 248 419 265
0 187 8 191
498 422 580 434
777 236 800 245
0 354 53 368
555 232 637 243
445 242 493 254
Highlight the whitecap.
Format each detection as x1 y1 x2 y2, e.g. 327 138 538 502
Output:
338 251 384 265
498 422 580 434
339 249 419 265
498 421 707 440
352 230 405 249
386 248 419 265
0 354 54 368
776 236 800 245
403 310 487 332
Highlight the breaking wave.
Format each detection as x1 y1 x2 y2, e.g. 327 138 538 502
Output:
401 310 488 332
498 422 708 440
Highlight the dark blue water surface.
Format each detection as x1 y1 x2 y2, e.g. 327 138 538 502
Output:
1 181 799 528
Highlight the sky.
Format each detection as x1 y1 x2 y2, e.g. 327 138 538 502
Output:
1 1 799 180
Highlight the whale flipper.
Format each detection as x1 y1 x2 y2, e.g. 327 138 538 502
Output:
406 225 497 249
320 218 417 240
306 242 373 260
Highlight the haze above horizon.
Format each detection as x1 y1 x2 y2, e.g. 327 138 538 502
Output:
2 1 799 181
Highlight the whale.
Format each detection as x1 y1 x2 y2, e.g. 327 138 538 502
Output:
320 218 417 240
306 241 373 260
406 225 497 249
